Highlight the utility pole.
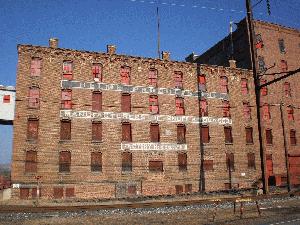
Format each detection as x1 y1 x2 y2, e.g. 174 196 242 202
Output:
157 5 161 59
246 0 268 194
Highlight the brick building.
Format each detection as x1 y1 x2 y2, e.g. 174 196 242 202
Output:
186 19 300 188
0 85 15 125
11 38 262 200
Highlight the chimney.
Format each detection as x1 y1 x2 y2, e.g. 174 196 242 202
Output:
162 51 170 61
49 38 58 48
107 45 116 55
229 59 236 68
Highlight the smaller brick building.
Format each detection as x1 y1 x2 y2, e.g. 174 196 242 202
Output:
0 85 15 125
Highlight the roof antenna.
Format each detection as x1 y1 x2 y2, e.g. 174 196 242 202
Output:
229 21 234 60
157 1 161 59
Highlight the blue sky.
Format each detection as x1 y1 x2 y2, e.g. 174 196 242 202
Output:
0 0 299 164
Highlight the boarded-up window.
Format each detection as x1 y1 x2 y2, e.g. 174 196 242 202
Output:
25 151 37 173
121 94 131 112
258 56 266 73
222 101 230 118
262 103 271 121
122 152 132 172
198 75 206 91
284 82 291 97
241 78 248 95
185 184 192 193
266 129 273 145
61 90 72 109
247 153 256 169
28 87 40 108
92 122 102 141
278 39 286 53
122 123 132 142
224 127 233 143
53 187 64 199
92 92 102 111
243 102 251 120
245 127 253 144
220 76 228 93
149 160 163 172
128 185 137 195
260 79 268 96
177 124 186 144
149 69 158 87
200 99 208 116
32 188 41 198
226 153 234 171
60 120 71 140
120 66 130 84
178 153 187 171
201 126 210 143
31 58 41 76
20 188 29 199
290 130 297 145
175 97 185 115
150 123 160 142
287 106 294 121
149 95 159 114
174 71 183 89
91 152 102 172
255 34 264 49
27 119 38 140
3 95 10 103
175 185 183 194
92 63 102 81
62 61 73 80
59 151 71 173
280 60 288 72
65 187 75 198
203 160 213 171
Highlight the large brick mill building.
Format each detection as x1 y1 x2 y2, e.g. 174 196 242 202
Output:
11 38 264 199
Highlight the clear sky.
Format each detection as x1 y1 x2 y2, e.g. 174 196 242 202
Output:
0 0 299 164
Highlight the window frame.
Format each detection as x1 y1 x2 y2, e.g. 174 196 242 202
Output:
60 120 71 140
122 122 132 142
25 150 37 173
27 118 39 140
150 123 160 142
91 152 102 172
224 126 233 144
175 97 185 115
149 95 159 114
62 61 73 80
149 69 158 87
122 152 132 172
59 151 71 173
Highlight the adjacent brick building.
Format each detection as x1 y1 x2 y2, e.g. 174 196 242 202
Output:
11 38 262 200
186 19 300 188
0 85 15 125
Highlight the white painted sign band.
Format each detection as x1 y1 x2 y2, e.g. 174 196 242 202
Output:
121 143 187 151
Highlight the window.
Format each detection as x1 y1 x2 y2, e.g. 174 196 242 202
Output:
122 122 132 142
62 61 73 80
122 152 132 172
175 185 183 194
243 102 251 120
91 152 102 172
120 66 130 84
92 122 102 141
222 101 230 117
128 185 137 195
20 188 30 200
198 75 206 91
226 153 234 171
175 97 185 115
61 90 72 109
245 127 253 144
203 160 213 171
178 152 187 171
266 129 273 145
92 92 102 111
150 123 160 142
121 93 131 112
260 79 268 96
185 184 192 193
224 127 233 143
149 69 158 87
247 153 256 169
174 71 183 89
177 124 186 144
220 76 228 93
278 39 286 53
284 82 291 97
3 95 10 103
200 99 208 116
201 126 210 143
280 60 288 72
258 56 266 73
30 58 41 77
92 63 102 81
60 120 71 140
53 187 64 199
28 87 40 108
149 160 163 172
287 106 294 121
59 151 71 173
25 151 37 173
65 187 75 198
262 103 271 121
149 95 159 114
241 78 248 95
290 130 296 145
27 118 38 140
255 34 264 49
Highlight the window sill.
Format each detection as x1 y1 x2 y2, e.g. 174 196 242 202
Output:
26 139 38 143
225 142 233 145
91 140 103 144
246 142 254 145
24 172 37 175
266 144 273 146
58 172 71 175
28 107 40 110
59 140 71 143
179 169 188 173
177 142 187 145
121 171 132 174
91 171 102 174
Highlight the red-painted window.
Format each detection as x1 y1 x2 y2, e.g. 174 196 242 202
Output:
255 34 264 49
59 151 71 173
92 92 102 111
149 161 163 172
3 95 10 103
174 71 183 89
92 63 102 81
262 103 271 121
61 90 72 109
241 78 248 95
243 102 251 120
280 60 288 72
28 87 40 108
149 95 159 114
25 151 37 173
65 187 75 198
20 188 30 199
224 127 233 143
287 106 294 121
290 130 296 145
226 153 234 171
178 152 187 171
177 124 186 144
121 93 131 112
175 97 185 115
201 126 210 143
27 119 38 140
60 120 71 140
128 185 137 195
198 75 206 91
220 76 228 93
247 153 255 169
222 101 230 118
260 79 268 96
122 122 132 142
245 127 253 144
91 152 102 172
53 187 64 199
284 82 291 97
200 99 208 116
203 160 214 171
92 122 102 141
120 66 130 84
149 69 158 87
31 58 41 76
62 61 73 80
122 152 132 172
185 184 192 193
266 129 273 145
150 123 160 142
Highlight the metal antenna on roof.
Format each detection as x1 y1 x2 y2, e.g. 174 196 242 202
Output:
157 1 161 59
229 21 234 60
